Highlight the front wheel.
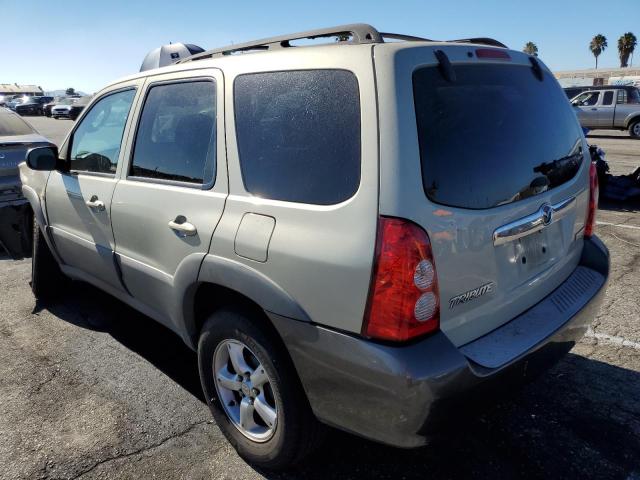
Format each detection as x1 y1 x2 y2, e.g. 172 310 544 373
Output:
198 308 324 470
629 120 640 139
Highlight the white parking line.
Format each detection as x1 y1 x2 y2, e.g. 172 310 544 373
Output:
585 328 640 351
596 221 640 231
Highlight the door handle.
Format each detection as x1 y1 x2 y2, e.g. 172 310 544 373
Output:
85 195 105 211
493 197 575 246
590 108 598 111
168 216 197 237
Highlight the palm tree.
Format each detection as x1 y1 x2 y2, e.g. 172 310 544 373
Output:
523 42 538 56
590 34 608 69
618 32 637 68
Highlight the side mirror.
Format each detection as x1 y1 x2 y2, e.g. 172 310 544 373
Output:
26 146 58 171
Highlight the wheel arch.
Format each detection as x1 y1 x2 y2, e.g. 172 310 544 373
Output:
624 114 640 129
180 254 311 349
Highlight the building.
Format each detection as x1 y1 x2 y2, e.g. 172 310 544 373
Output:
555 67 640 88
0 83 44 96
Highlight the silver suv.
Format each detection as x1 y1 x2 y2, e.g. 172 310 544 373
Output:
20 24 609 470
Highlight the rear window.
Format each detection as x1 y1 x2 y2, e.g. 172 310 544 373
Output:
234 70 361 205
413 64 583 209
0 112 35 136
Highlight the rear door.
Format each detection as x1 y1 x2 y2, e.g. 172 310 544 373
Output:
110 69 226 327
597 90 616 127
45 84 140 291
376 45 589 346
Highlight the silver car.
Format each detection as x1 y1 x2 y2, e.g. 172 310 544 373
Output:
20 24 609 470
572 86 640 137
0 109 50 257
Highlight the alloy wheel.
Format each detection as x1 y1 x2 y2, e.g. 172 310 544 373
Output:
213 339 278 442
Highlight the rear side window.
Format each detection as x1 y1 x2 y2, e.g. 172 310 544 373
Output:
413 64 583 209
234 70 360 205
603 91 614 105
131 80 216 186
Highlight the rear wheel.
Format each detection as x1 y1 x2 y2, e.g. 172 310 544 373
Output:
629 120 640 139
198 307 324 470
31 219 66 301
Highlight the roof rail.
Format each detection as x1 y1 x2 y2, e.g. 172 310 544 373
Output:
448 37 508 49
179 23 384 62
177 25 508 64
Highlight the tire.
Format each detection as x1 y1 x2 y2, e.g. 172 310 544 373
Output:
629 120 640 139
198 307 324 470
31 219 66 301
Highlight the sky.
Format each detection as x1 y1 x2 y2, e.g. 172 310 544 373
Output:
3 0 639 93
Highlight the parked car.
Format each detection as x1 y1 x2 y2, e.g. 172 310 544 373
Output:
0 109 51 257
43 97 65 117
15 96 54 116
5 96 29 111
68 95 91 120
20 24 609 470
571 85 640 137
50 98 77 119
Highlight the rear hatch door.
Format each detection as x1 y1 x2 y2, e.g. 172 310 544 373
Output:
376 45 590 347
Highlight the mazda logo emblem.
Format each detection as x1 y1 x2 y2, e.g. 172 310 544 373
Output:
541 204 553 226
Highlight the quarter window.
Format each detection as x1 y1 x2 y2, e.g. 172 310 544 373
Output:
617 90 628 104
234 70 361 205
130 80 216 186
69 89 135 174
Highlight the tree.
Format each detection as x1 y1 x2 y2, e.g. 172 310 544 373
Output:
618 32 637 68
65 87 75 96
590 34 608 69
523 42 538 56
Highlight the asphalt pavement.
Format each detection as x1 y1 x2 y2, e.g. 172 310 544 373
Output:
0 116 638 479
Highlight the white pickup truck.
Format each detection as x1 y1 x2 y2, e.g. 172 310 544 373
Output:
572 85 640 138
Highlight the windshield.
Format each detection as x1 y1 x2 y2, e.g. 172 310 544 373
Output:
413 63 583 209
58 98 76 105
0 112 36 136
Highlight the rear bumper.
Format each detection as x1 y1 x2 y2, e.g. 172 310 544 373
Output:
270 236 609 448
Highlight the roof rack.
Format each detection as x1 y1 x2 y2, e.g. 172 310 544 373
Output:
179 24 383 62
178 24 507 63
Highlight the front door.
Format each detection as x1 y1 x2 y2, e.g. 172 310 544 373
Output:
572 90 601 128
110 70 227 327
45 86 139 291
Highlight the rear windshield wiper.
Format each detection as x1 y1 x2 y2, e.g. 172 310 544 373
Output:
533 151 583 176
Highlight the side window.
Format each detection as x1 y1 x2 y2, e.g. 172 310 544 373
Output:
130 80 216 186
234 70 361 205
618 90 628 104
603 91 614 105
69 89 135 174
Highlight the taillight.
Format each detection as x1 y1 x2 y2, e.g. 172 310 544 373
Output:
584 162 599 237
363 217 440 342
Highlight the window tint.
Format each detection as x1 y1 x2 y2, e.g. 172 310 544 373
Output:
603 91 614 105
413 64 583 209
234 70 360 205
69 90 135 174
617 90 628 104
131 81 216 185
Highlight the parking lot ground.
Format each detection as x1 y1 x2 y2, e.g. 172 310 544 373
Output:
0 118 638 479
